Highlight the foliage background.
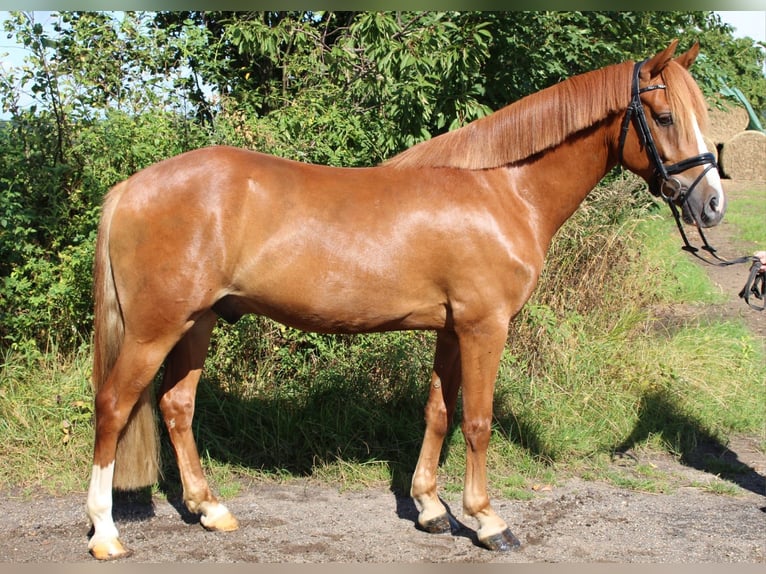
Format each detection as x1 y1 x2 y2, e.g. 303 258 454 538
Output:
1 11 764 351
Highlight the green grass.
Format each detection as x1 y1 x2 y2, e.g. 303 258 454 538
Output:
699 479 741 496
492 311 763 464
603 465 674 494
633 213 726 304
0 341 94 494
724 188 766 248
0 178 763 500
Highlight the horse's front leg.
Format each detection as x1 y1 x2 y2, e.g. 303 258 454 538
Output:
411 330 461 533
158 311 239 532
458 317 521 551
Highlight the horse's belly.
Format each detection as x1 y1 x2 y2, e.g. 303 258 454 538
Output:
217 271 449 334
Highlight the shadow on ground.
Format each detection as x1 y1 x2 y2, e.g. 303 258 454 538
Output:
614 389 765 497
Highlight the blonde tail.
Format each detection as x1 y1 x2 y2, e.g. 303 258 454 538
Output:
92 182 160 489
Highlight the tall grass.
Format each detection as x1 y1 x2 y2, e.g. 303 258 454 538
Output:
180 326 433 494
0 175 763 496
0 341 94 493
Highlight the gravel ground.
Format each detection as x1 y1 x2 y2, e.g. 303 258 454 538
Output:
1 456 764 564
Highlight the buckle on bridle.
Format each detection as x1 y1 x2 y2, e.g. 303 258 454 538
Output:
659 176 684 202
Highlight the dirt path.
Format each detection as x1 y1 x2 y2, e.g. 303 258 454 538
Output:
1 180 763 564
1 462 764 563
674 179 765 338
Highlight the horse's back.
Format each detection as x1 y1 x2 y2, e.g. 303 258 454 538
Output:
101 147 446 332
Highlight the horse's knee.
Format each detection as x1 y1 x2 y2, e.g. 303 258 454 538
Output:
461 417 491 450
424 400 449 436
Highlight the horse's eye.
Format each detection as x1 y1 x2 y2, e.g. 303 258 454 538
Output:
655 113 674 127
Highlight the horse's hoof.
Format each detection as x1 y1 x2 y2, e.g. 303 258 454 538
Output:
201 510 240 532
480 527 521 552
89 537 133 560
418 513 453 534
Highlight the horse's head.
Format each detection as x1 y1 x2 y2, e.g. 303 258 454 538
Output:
618 40 725 228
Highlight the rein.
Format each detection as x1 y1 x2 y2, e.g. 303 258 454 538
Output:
619 60 764 311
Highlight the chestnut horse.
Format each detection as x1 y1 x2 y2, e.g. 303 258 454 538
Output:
86 41 725 559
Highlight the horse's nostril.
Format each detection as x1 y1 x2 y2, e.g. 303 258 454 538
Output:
709 196 718 211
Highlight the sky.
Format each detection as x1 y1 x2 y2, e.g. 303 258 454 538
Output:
716 10 766 44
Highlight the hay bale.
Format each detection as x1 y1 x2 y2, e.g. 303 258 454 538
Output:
706 103 749 145
719 130 766 180
702 135 718 163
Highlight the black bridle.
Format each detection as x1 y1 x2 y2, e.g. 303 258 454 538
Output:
618 60 763 311
618 60 717 201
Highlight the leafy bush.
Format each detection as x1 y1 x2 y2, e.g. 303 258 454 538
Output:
2 10 764 352
0 110 205 349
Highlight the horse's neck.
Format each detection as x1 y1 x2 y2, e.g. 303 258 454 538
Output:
507 119 618 240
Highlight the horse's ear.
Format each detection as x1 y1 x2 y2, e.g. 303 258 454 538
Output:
674 41 700 69
640 39 680 80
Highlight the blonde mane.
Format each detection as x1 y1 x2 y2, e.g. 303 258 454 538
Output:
660 59 710 147
385 58 707 170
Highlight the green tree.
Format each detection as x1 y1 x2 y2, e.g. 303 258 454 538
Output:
1 10 763 351
685 12 765 121
154 11 764 159
0 11 205 349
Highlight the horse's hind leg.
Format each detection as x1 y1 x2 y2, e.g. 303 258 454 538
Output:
411 330 461 534
158 310 239 532
87 338 171 560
